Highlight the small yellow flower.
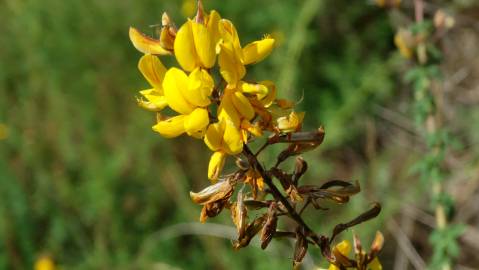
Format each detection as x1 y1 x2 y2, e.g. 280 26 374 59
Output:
129 27 171 55
153 67 213 138
174 10 221 72
204 119 243 181
276 111 305 133
218 19 275 87
328 239 383 270
328 240 351 270
34 256 55 270
394 28 414 59
136 54 168 111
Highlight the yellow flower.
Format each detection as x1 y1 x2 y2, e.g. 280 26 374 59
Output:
328 240 382 270
136 54 168 111
218 20 275 87
129 27 172 55
204 119 243 181
152 67 213 138
276 111 305 133
394 28 413 59
328 240 351 270
34 256 55 270
174 10 221 72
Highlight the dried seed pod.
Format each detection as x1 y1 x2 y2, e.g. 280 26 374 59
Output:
292 156 308 185
233 215 267 249
292 229 308 269
260 202 278 249
231 189 248 238
200 199 229 223
189 179 234 205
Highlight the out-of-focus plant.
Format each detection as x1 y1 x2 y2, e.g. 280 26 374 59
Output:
388 1 464 269
130 0 383 268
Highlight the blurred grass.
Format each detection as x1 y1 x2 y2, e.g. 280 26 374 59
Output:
1 0 478 269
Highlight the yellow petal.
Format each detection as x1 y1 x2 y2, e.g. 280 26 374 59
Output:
186 68 213 107
204 122 225 151
223 119 243 155
241 120 263 137
192 22 216 68
34 256 55 270
163 68 195 114
335 240 351 256
138 89 168 111
368 258 382 270
219 42 245 87
240 82 269 97
138 54 167 91
208 151 226 181
129 27 171 55
242 38 275 65
184 108 209 137
231 91 255 120
258 80 276 107
207 10 222 53
276 111 305 133
174 20 199 72
218 89 241 126
152 115 186 138
327 264 340 270
219 19 242 56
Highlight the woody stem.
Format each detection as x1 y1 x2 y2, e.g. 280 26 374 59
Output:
242 145 317 238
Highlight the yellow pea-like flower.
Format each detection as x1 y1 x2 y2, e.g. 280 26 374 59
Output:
219 41 246 88
328 240 383 270
242 37 275 65
174 11 221 72
152 115 187 138
217 19 275 87
204 120 243 181
137 54 169 111
137 89 168 111
163 67 196 115
231 91 255 120
155 67 213 139
186 68 214 107
328 240 351 270
394 29 413 59
205 122 225 151
222 119 243 155
184 107 209 137
276 111 305 133
208 151 226 181
129 27 171 55
218 89 241 127
204 120 243 156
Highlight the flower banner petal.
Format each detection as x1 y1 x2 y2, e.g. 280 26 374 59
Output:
163 68 195 115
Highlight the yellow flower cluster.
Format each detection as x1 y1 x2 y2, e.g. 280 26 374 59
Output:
130 1 303 181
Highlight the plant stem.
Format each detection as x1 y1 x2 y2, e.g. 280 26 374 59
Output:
414 0 450 269
243 145 314 233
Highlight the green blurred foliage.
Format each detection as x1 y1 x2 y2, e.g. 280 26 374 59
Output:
1 0 477 269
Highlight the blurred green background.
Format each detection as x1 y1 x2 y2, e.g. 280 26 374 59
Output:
1 0 479 269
